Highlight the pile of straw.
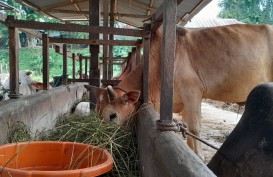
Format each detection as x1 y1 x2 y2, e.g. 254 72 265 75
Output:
8 112 139 177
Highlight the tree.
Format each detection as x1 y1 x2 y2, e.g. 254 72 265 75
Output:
219 0 273 24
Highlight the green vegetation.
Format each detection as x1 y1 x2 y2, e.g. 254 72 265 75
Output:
7 113 140 177
0 47 83 82
0 46 127 81
219 0 273 24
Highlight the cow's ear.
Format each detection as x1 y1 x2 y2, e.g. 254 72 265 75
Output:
122 90 140 104
84 85 102 96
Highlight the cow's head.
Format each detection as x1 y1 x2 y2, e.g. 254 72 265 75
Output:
84 85 140 125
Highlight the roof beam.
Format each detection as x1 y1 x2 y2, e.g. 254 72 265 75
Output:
147 0 154 15
110 13 151 19
151 0 183 32
122 0 156 12
49 37 142 46
46 9 150 19
5 16 150 37
70 0 88 20
21 0 62 21
46 9 89 14
41 0 88 11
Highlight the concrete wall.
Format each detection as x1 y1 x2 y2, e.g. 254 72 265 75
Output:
137 104 216 177
0 83 86 144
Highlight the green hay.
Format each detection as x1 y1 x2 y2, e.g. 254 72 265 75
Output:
7 112 140 176
7 121 32 143
42 112 139 177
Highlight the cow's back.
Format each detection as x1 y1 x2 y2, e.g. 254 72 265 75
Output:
175 24 273 103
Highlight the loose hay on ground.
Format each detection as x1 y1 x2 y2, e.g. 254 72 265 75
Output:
7 113 140 177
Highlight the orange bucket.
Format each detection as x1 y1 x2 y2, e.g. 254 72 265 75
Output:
0 141 113 177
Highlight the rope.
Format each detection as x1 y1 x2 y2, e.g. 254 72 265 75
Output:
156 119 219 151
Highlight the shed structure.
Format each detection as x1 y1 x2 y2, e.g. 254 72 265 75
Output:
0 1 216 176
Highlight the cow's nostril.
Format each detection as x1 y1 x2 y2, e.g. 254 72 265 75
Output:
109 113 117 121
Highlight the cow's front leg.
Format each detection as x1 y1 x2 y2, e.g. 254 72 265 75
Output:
181 90 204 160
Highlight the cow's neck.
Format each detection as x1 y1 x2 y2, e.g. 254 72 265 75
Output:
118 30 163 104
117 62 143 91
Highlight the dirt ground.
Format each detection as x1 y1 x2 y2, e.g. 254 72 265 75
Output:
174 99 244 164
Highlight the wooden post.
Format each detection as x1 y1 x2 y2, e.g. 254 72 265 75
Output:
63 44 68 85
85 57 88 78
89 0 100 109
42 34 49 90
131 47 137 71
136 46 141 65
103 0 109 80
143 24 151 103
79 54 83 79
8 22 20 99
72 53 76 81
108 0 115 79
160 0 177 123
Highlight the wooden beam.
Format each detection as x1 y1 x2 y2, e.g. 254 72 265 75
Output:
72 53 76 80
136 46 141 65
63 44 68 85
49 37 142 46
160 0 177 123
89 0 100 109
81 56 127 61
1 13 42 39
5 16 150 37
21 0 63 21
79 54 83 79
42 0 88 11
71 0 88 19
103 0 109 80
46 9 89 14
42 34 49 90
100 56 127 60
8 24 19 98
143 24 151 103
131 47 137 71
68 78 97 82
45 9 151 19
108 0 115 79
124 0 156 12
151 0 183 32
99 61 123 64
20 28 42 38
110 13 151 19
147 0 154 15
54 45 80 60
85 57 88 78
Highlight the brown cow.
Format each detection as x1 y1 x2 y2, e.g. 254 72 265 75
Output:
85 24 273 159
115 48 142 80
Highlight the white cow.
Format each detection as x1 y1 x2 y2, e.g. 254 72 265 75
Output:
73 102 91 116
0 71 40 100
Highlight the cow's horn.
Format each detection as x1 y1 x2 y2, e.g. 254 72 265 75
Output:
107 85 116 101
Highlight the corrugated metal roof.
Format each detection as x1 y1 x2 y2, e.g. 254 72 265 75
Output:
185 18 244 28
18 0 212 28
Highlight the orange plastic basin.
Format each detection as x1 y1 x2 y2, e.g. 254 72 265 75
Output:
0 141 113 177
